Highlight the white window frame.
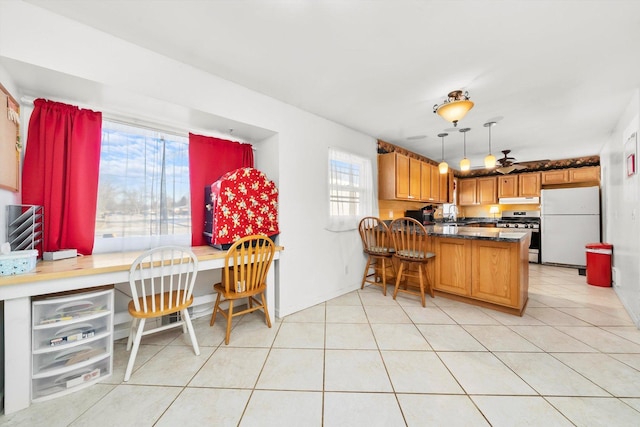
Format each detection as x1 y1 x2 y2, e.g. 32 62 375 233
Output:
327 147 375 231
93 119 191 253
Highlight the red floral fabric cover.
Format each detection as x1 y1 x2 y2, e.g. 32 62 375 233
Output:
209 167 279 245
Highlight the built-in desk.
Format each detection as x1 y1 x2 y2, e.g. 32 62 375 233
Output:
0 245 283 414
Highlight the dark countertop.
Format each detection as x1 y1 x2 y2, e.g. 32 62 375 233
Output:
426 225 529 242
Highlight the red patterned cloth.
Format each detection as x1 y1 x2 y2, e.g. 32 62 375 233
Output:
209 167 279 246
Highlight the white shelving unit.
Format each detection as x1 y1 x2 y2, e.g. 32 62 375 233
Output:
31 288 113 402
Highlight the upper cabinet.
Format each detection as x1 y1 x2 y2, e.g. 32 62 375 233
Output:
541 166 600 186
378 153 451 202
497 172 541 198
459 177 497 206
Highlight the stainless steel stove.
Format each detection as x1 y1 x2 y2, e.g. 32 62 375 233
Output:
497 210 541 263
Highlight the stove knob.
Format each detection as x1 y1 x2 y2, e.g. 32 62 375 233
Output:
514 224 519 228
505 224 510 228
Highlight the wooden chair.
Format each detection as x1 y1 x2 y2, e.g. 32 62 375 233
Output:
388 217 435 307
125 246 200 381
358 216 396 295
210 235 275 345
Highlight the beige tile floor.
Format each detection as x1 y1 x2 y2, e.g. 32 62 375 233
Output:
3 264 640 426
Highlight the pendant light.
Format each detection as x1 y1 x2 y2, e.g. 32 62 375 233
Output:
433 90 474 127
484 121 497 169
459 127 471 171
438 133 448 174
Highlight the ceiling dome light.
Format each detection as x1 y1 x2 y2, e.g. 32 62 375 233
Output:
459 127 471 171
483 121 497 169
438 133 448 174
433 90 474 127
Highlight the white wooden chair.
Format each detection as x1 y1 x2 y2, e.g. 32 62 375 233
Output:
124 246 200 381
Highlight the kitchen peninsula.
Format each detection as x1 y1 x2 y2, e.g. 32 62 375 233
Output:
426 225 530 316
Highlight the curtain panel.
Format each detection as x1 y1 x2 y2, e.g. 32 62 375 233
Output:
22 99 102 255
188 133 253 246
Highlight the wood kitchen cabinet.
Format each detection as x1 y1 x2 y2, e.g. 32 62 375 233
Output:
420 161 433 201
569 166 600 183
541 166 600 186
434 238 471 295
380 152 452 202
378 152 420 200
471 239 521 307
458 178 478 205
477 177 498 204
434 236 529 315
431 165 441 202
458 177 497 205
498 172 541 198
541 169 569 185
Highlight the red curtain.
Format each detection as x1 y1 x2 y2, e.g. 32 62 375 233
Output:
188 133 253 246
22 99 102 255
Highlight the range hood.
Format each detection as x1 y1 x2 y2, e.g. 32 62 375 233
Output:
499 197 540 205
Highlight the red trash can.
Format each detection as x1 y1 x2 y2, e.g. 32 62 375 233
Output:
585 243 613 287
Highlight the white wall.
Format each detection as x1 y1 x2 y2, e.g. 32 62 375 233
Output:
0 2 375 317
600 89 640 326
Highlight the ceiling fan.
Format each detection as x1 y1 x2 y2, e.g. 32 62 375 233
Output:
495 150 529 174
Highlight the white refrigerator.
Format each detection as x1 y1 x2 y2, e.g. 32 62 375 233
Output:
541 186 600 267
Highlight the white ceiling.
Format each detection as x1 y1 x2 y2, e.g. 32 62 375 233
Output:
14 0 640 167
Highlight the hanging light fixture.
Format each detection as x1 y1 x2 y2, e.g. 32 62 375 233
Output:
484 121 497 169
459 127 471 171
433 90 474 127
438 133 448 174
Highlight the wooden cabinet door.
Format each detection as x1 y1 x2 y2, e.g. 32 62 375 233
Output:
439 170 449 203
519 172 541 196
430 164 440 202
409 158 421 200
420 161 432 201
395 153 410 199
471 240 519 307
477 177 497 204
435 238 472 296
541 169 569 185
458 178 477 206
498 176 518 198
569 166 600 183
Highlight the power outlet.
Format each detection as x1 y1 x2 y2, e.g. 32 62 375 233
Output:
344 265 349 275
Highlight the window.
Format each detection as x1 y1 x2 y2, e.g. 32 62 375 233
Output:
327 147 375 231
94 120 191 252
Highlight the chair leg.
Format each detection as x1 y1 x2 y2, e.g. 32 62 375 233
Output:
126 317 138 351
182 308 200 355
361 255 373 290
261 292 272 328
380 258 387 296
124 318 145 382
224 300 234 345
210 292 222 326
428 260 435 298
393 262 405 300
418 264 426 307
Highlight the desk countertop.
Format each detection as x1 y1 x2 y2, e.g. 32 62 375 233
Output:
0 245 284 287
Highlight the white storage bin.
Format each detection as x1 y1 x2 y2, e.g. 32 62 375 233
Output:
0 249 38 276
33 335 111 377
33 314 111 351
31 288 113 402
32 358 110 401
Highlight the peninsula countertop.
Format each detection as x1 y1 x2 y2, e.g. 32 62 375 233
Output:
425 224 530 242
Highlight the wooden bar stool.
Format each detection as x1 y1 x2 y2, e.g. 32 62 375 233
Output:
358 217 396 295
389 217 435 307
